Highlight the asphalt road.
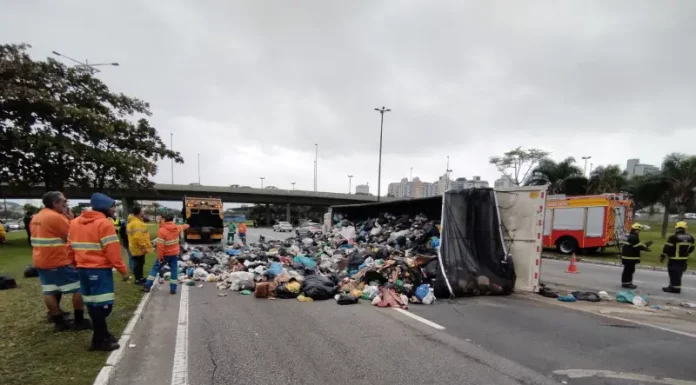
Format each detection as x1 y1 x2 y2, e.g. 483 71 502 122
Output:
541 259 696 304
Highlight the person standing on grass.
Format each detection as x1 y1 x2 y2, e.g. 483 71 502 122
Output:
0 220 6 244
660 221 695 294
31 191 91 332
227 220 237 244
238 221 248 245
23 210 34 247
126 206 153 285
620 223 652 289
143 215 188 295
67 193 129 351
118 213 134 275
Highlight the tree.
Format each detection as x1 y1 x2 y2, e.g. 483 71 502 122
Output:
626 174 668 220
587 165 628 194
71 205 83 216
489 147 549 186
0 43 183 192
23 203 38 214
526 157 586 194
661 153 696 220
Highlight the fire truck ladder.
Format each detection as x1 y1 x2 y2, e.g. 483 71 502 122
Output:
613 206 628 256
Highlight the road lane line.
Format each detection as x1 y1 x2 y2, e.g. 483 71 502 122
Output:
393 308 446 330
171 285 189 385
553 369 696 385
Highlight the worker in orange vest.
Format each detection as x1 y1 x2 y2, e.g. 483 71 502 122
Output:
143 214 189 294
31 191 90 332
238 221 248 245
67 193 129 351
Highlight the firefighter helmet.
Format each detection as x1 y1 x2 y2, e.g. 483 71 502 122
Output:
675 221 688 229
631 223 644 231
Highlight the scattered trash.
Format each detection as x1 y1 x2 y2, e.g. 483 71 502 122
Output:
680 301 696 308
240 290 252 295
598 291 611 301
571 291 601 302
557 294 577 302
129 343 136 348
0 274 17 290
616 291 648 306
217 293 228 297
196 284 204 288
538 286 559 299
23 265 39 278
632 295 648 307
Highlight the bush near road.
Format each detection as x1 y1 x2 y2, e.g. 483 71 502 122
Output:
0 225 158 385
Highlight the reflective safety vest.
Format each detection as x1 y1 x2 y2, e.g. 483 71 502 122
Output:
155 221 188 258
30 209 71 269
67 210 128 273
620 231 648 260
662 232 695 261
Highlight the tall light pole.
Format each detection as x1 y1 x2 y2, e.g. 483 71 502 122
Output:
589 163 594 176
52 51 119 74
445 156 452 191
581 156 592 176
260 177 265 188
314 144 318 192
196 153 201 184
374 106 391 202
291 182 296 191
348 175 354 194
410 167 413 182
170 133 174 184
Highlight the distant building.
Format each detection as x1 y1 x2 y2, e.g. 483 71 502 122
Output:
494 175 515 189
355 184 370 195
387 174 488 198
626 158 660 178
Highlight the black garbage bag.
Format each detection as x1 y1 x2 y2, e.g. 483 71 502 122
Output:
347 253 365 270
158 265 171 277
336 293 358 305
0 274 18 290
538 287 558 299
189 256 201 264
200 256 218 266
278 247 288 257
571 291 601 302
238 280 255 291
24 265 39 278
276 284 299 299
302 275 336 300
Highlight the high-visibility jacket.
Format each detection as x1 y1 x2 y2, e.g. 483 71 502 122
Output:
67 210 127 274
620 231 648 261
155 221 189 259
0 222 6 240
662 231 695 261
31 209 71 269
127 215 153 256
238 223 247 234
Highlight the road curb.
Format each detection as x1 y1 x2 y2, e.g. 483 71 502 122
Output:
541 254 696 275
92 283 158 385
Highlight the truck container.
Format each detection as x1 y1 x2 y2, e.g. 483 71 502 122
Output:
182 196 224 243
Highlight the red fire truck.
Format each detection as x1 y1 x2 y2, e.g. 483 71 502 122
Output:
543 193 633 254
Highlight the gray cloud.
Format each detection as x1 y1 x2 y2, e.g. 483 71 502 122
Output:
2 0 696 195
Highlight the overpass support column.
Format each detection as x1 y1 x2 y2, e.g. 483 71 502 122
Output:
121 197 135 218
286 203 291 223
265 204 271 227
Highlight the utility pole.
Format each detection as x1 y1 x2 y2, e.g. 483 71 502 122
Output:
314 144 318 192
582 156 592 177
170 133 174 184
445 156 452 192
52 51 119 74
410 167 413 182
348 175 354 194
374 106 391 201
291 182 296 191
589 163 594 176
260 177 265 189
197 153 201 184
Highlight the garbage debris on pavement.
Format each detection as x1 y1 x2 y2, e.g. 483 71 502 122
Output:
166 210 445 308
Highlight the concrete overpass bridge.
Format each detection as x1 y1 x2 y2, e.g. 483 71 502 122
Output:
2 183 385 224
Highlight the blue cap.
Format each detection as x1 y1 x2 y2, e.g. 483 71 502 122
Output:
90 193 115 211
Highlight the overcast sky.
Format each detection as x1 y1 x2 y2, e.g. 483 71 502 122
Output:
3 0 696 200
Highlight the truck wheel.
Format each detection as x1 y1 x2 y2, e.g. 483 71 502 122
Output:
556 237 578 255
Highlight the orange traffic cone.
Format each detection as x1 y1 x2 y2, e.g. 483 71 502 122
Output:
566 254 579 274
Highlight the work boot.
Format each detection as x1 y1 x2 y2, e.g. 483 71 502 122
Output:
142 287 151 293
106 333 118 343
621 284 637 289
662 286 681 294
51 315 71 333
89 340 120 352
46 310 72 323
72 318 93 331
170 289 177 295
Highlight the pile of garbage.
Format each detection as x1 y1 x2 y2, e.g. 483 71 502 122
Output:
164 212 442 307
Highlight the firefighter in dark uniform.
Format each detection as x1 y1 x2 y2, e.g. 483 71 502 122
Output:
621 223 652 289
660 221 695 294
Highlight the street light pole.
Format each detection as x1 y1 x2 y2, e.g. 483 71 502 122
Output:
197 153 201 184
348 175 354 194
581 156 592 176
314 144 318 192
374 106 391 202
170 133 174 184
260 177 265 189
291 182 296 191
589 163 594 176
52 51 119 74
445 156 452 192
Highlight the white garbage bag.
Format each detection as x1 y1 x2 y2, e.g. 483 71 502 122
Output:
193 268 209 281
339 226 356 241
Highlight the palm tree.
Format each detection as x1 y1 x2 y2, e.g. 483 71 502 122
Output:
660 154 696 236
526 157 585 194
587 165 628 194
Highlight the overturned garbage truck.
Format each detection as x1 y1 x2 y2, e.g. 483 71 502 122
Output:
327 186 548 297
182 196 225 243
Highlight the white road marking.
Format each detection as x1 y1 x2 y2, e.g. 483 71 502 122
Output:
393 308 446 330
553 369 696 385
171 285 189 385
